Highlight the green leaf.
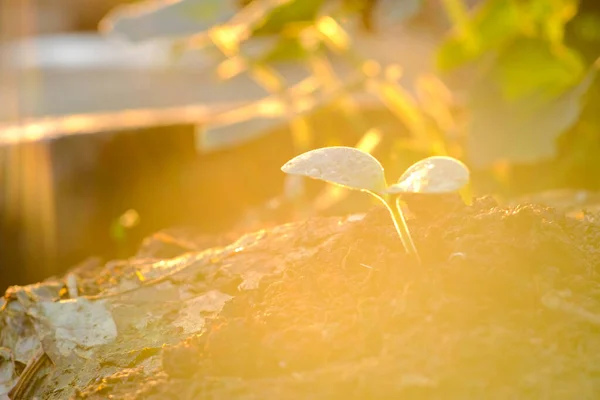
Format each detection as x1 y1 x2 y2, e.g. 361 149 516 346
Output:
466 65 597 168
252 0 326 36
523 0 577 45
387 156 470 194
281 146 387 194
182 0 227 22
258 36 314 63
496 38 585 100
437 0 521 71
436 0 579 72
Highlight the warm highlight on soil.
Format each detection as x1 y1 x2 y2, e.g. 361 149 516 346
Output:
6 197 600 399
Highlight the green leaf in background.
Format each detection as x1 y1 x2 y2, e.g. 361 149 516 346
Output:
436 0 591 167
522 0 577 45
181 0 225 22
258 35 315 63
437 0 521 71
252 0 326 36
496 37 585 100
436 0 579 72
466 65 597 168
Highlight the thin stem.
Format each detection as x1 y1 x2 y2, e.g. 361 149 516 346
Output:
373 194 421 264
392 196 421 263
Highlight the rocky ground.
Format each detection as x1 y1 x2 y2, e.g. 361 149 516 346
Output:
2 196 600 399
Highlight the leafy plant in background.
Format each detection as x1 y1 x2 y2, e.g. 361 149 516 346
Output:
281 146 470 263
437 0 598 170
198 0 461 207
101 0 445 157
104 0 453 211
102 0 600 201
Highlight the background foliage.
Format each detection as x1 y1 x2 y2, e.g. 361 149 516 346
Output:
106 0 600 199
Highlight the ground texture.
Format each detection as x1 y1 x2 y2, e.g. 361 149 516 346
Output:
3 196 600 399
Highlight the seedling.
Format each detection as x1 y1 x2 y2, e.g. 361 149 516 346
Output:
281 146 470 264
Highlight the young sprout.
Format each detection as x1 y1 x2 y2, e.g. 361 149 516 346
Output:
281 146 470 264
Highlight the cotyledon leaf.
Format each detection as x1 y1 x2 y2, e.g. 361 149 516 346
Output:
281 146 387 194
387 156 470 194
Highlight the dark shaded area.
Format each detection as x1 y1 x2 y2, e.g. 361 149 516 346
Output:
0 104 407 292
0 125 294 292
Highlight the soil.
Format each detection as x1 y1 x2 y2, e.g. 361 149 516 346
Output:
5 196 600 399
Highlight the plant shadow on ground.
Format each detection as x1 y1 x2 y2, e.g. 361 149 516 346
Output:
71 196 600 399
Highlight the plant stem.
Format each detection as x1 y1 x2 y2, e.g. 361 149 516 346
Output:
375 194 421 264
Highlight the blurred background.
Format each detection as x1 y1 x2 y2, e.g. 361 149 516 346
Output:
0 0 599 291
